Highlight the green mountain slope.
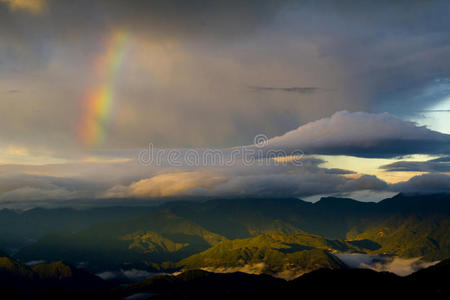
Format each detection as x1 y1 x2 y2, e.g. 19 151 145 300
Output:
0 206 150 252
0 256 35 281
16 210 227 271
179 233 350 279
0 255 109 299
347 215 450 260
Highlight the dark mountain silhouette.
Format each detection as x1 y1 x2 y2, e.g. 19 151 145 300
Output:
0 255 111 299
116 258 450 300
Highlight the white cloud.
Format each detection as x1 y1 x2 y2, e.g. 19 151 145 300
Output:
25 260 46 266
96 269 161 282
251 111 450 158
336 253 439 276
367 257 439 276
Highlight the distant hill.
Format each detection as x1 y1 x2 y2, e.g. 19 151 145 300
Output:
347 215 450 260
0 256 35 283
32 261 107 289
16 210 228 271
0 254 110 299
0 206 151 252
179 233 354 279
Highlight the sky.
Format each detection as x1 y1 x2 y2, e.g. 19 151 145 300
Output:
0 0 450 207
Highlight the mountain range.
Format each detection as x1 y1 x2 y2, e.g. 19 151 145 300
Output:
0 193 446 279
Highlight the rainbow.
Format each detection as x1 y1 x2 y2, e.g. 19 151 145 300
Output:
78 30 129 148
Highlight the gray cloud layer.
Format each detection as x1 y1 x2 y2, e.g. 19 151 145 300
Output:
2 160 449 208
248 86 322 94
1 1 450 152
0 157 387 207
381 156 450 172
0 111 450 207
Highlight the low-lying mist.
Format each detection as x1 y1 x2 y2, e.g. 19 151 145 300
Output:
336 253 439 276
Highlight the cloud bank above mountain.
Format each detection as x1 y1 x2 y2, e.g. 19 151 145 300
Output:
248 111 450 158
0 111 449 206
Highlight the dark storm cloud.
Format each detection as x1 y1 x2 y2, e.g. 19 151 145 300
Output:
323 168 356 175
391 173 450 193
381 156 450 173
1 0 450 153
0 0 288 71
2 0 449 77
248 86 322 94
0 0 287 39
283 1 450 116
